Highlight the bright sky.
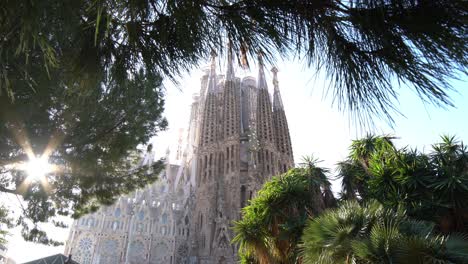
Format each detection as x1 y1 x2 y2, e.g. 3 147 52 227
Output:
4 58 468 263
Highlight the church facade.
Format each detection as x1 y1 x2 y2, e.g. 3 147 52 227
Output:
64 49 294 264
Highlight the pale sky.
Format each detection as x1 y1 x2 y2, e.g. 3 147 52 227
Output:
4 58 468 263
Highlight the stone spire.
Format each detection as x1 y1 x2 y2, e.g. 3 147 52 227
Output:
225 41 234 80
257 52 268 90
271 67 284 110
271 66 294 171
199 50 219 147
207 49 217 94
254 51 276 177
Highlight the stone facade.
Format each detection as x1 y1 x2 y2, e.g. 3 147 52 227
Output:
65 49 294 264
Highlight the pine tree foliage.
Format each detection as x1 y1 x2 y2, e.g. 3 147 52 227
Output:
0 66 167 245
0 205 13 246
1 0 466 120
0 0 466 247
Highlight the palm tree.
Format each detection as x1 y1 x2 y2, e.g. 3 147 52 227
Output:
338 135 468 233
301 200 468 264
233 158 335 264
337 135 397 200
427 136 468 233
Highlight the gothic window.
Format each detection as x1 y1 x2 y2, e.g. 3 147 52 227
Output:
112 221 119 231
137 223 144 232
240 185 246 209
128 240 146 264
176 243 188 264
161 213 168 224
150 242 170 264
219 153 224 175
138 210 145 221
74 237 93 264
114 208 121 217
86 217 95 227
99 239 119 264
200 213 203 230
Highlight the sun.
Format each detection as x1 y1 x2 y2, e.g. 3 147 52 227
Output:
25 156 54 181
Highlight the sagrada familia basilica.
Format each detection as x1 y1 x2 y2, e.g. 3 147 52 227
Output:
64 48 294 264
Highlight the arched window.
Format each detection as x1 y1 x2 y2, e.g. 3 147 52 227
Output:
240 185 247 209
112 221 119 231
150 242 170 264
86 217 95 227
138 211 144 221
129 240 146 264
74 237 93 264
200 213 203 230
161 213 168 224
137 223 144 232
99 239 119 264
114 208 121 217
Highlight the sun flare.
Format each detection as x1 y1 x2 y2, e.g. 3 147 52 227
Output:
25 156 54 181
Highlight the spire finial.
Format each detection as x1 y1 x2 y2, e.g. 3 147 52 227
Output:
257 51 267 90
257 51 264 66
210 49 217 71
271 67 284 110
226 41 234 80
271 67 279 87
207 49 217 93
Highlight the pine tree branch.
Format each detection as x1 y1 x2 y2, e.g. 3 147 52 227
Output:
0 185 18 195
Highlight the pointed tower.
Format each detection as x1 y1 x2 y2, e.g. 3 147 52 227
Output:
272 67 294 172
187 49 295 264
200 50 218 148
255 52 276 177
221 42 241 176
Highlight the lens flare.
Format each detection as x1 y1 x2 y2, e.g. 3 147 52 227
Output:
25 156 53 181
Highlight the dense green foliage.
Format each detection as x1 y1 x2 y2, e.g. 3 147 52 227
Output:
1 0 170 245
302 200 468 264
1 0 466 121
1 0 466 247
0 205 13 246
337 135 468 233
233 136 468 263
0 69 167 245
233 159 335 264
